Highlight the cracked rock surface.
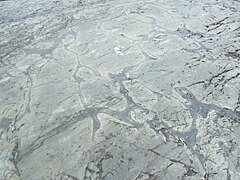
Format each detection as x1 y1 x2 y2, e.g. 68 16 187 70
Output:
0 0 240 179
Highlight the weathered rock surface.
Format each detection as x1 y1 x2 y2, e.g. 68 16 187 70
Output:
0 0 240 179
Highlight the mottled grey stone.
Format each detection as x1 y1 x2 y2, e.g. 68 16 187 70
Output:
0 0 240 179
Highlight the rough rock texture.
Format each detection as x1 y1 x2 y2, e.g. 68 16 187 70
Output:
0 0 240 179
